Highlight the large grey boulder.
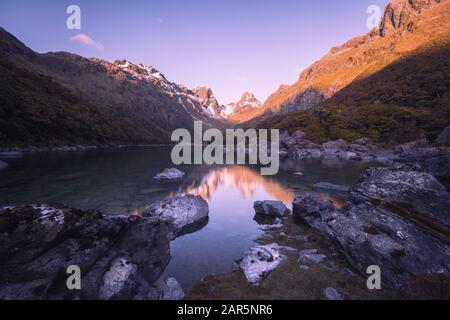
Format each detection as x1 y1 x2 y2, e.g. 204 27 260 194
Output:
351 164 450 229
236 244 287 285
254 200 290 218
0 205 173 300
143 194 209 236
292 194 450 288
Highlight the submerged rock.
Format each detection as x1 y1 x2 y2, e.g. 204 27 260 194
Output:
313 182 350 192
143 194 209 236
154 168 185 181
0 205 173 300
253 201 290 218
237 244 287 285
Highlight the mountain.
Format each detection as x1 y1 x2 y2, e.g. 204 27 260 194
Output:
192 86 227 119
260 0 448 115
0 28 225 147
223 92 263 124
254 0 450 144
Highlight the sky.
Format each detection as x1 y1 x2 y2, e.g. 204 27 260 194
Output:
0 0 388 104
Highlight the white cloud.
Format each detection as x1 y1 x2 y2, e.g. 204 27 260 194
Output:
70 33 104 50
155 17 164 24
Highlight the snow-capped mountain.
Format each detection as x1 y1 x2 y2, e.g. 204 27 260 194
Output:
0 27 227 145
223 92 263 123
192 86 223 118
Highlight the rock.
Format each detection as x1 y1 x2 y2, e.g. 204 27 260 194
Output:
395 139 429 154
0 160 7 170
323 139 348 154
354 137 373 147
420 153 450 190
292 130 307 142
253 201 290 218
292 195 450 288
159 278 185 300
0 205 173 300
143 194 209 236
292 195 322 224
237 244 286 285
324 287 344 300
435 126 450 146
280 132 297 148
154 168 185 181
298 250 327 265
313 182 350 192
351 164 450 229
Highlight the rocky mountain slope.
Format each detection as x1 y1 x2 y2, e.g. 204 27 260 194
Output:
223 92 263 124
255 0 450 144
261 0 448 114
0 28 225 147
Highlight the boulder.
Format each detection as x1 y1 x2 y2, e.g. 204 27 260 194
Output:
298 249 327 265
280 132 297 148
143 194 209 236
351 164 450 229
159 278 185 300
324 287 344 300
0 205 173 300
292 195 450 288
236 244 286 285
323 139 348 155
154 168 185 181
253 201 290 218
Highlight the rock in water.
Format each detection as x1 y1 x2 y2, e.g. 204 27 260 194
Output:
0 160 7 170
253 201 290 218
237 244 286 285
143 194 209 236
154 168 185 181
0 205 173 300
313 182 350 192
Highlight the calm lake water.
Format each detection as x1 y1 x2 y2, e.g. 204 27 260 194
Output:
0 147 376 291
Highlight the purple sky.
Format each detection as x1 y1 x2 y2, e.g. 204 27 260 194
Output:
0 0 388 104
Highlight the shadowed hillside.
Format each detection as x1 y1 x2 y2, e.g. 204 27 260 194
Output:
257 45 450 144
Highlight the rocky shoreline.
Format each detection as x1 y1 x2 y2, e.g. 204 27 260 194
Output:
1 137 449 300
0 195 208 300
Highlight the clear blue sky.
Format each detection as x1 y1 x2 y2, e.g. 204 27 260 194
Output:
0 0 388 103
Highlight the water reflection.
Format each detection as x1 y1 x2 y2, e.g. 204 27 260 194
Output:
0 147 377 291
179 166 294 203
